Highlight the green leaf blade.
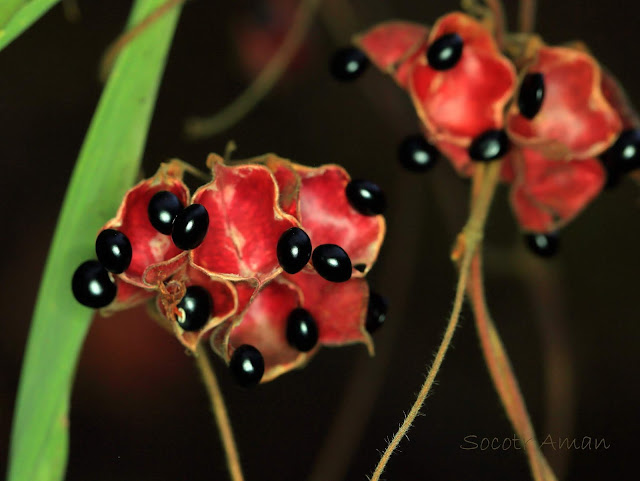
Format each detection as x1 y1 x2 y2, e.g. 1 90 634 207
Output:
0 0 61 53
7 2 183 480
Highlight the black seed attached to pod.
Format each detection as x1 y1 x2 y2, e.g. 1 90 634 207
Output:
230 345 265 387
365 291 389 334
95 229 132 274
329 46 370 81
72 260 117 308
176 285 212 332
600 128 640 188
312 244 352 282
345 179 386 216
398 134 439 172
148 190 183 235
524 233 559 258
286 308 319 352
518 73 545 120
469 130 510 162
277 227 312 274
427 33 463 70
172 204 209 250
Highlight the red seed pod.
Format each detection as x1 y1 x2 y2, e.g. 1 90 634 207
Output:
99 161 190 315
210 271 372 383
509 147 605 233
506 46 622 160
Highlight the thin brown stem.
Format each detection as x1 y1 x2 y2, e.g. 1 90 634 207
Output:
195 343 245 481
100 0 187 81
184 0 321 139
519 0 537 33
484 0 507 47
468 253 558 481
369 162 502 481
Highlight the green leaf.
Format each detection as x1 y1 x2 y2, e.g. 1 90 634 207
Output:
0 0 61 53
7 2 183 481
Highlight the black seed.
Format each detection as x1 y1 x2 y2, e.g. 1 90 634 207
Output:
469 130 510 162
398 134 439 172
427 33 463 70
524 233 559 258
312 244 352 282
176 286 212 331
230 345 265 387
365 291 389 334
72 260 117 308
518 73 545 120
148 190 183 235
286 308 319 352
330 46 369 81
345 179 386 216
600 129 640 188
277 227 312 274
172 204 209 250
95 229 132 274
354 263 366 273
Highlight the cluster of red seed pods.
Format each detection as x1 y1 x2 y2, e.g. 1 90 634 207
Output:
72 154 387 386
331 11 640 256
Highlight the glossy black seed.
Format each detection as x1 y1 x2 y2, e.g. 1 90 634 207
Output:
312 244 352 282
600 129 640 188
230 345 265 388
427 33 463 70
469 130 510 162
524 233 559 258
95 229 132 274
176 286 212 332
354 263 366 273
398 134 439 172
148 190 183 235
72 260 117 308
172 204 209 250
346 180 386 216
518 73 545 119
365 291 389 334
286 308 319 352
277 227 312 274
330 46 369 81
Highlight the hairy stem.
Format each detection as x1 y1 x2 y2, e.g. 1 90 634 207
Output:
468 253 558 481
195 344 244 481
369 162 501 481
519 0 537 33
184 0 321 139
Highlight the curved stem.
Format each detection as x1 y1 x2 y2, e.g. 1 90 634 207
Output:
184 0 321 139
484 0 507 47
369 162 502 481
468 253 557 481
195 343 245 481
519 0 537 34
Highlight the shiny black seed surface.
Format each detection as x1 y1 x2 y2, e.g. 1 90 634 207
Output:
230 345 265 387
95 229 132 274
518 73 545 119
346 180 386 216
312 244 352 282
172 204 209 250
469 130 510 162
148 190 183 235
600 129 640 188
330 47 369 81
366 291 389 334
176 286 212 332
427 33 463 70
398 134 439 172
525 233 559 258
72 260 117 308
286 308 319 352
277 227 312 274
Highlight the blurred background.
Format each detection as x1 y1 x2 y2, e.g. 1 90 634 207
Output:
1 1 639 480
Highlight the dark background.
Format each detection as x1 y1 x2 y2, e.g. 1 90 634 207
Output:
1 1 639 480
